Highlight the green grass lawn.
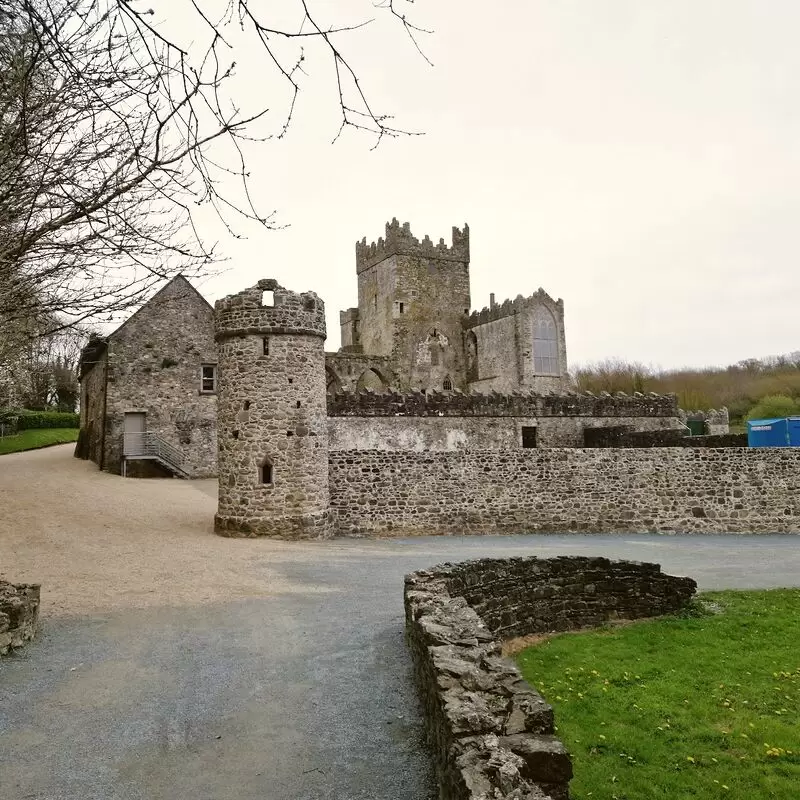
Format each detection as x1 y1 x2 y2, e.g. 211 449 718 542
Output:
516 590 800 799
0 427 79 455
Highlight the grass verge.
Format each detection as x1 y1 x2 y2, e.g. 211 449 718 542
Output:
0 427 79 455
516 590 800 799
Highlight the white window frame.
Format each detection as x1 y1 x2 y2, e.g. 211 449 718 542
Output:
200 363 217 394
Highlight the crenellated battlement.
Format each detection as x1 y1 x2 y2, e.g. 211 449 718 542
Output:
328 388 679 418
215 279 326 340
465 287 564 328
355 218 469 273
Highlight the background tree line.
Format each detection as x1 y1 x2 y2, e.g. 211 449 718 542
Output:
573 353 800 426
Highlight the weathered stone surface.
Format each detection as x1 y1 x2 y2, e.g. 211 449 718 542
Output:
334 218 570 395
0 581 41 655
214 281 332 539
330 447 800 536
77 276 218 477
584 426 745 448
405 556 697 800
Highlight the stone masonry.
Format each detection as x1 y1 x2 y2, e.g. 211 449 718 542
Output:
1 581 41 655
333 218 570 394
77 276 218 477
330 447 800 536
328 389 682 450
405 556 696 800
214 280 332 539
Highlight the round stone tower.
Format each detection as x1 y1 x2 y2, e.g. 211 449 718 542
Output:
214 279 331 539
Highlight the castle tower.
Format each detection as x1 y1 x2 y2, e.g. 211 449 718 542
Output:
214 279 331 539
347 218 471 391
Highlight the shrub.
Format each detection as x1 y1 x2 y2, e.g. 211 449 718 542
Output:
10 410 80 430
745 394 800 422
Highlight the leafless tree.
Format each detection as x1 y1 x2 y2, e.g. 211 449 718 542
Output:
572 358 655 394
0 0 428 339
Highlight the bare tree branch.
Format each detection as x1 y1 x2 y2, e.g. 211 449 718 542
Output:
0 0 430 353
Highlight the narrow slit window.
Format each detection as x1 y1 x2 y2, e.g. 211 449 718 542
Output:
261 460 273 485
262 337 269 355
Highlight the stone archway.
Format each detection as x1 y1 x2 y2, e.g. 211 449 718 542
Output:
326 366 343 396
356 368 389 393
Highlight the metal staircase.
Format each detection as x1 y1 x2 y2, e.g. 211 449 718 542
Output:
122 432 190 478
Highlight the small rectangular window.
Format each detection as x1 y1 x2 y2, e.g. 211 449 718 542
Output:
522 426 537 448
201 364 217 393
399 302 404 314
262 337 270 355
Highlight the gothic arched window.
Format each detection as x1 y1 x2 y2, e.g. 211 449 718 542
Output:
534 311 559 375
443 376 453 391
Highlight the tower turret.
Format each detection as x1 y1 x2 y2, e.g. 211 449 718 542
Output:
214 279 331 539
349 218 471 391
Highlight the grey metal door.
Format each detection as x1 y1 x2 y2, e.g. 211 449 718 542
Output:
123 412 146 455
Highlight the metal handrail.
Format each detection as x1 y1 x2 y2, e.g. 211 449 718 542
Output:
123 432 185 472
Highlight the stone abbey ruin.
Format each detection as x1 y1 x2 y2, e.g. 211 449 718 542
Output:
77 218 800 538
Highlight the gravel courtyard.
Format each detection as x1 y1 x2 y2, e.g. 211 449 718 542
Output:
2 444 800 800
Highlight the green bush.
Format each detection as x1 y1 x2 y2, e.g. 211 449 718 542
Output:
745 394 800 422
6 409 80 430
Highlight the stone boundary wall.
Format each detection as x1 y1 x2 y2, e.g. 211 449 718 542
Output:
404 557 696 800
329 447 800 536
328 389 678 418
1 581 41 655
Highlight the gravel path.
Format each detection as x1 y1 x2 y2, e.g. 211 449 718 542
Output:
0 445 336 617
2 445 800 800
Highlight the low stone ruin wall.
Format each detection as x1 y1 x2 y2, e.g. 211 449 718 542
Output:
1 581 41 655
584 427 748 448
404 556 697 800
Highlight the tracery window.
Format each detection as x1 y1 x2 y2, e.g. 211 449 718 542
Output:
533 311 559 375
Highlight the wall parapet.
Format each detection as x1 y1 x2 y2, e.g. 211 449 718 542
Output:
465 288 564 329
405 556 696 800
215 279 326 340
356 218 469 273
328 389 679 418
1 581 41 655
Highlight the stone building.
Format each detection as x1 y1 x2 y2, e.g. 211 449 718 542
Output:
327 218 569 395
76 220 692 488
76 276 217 478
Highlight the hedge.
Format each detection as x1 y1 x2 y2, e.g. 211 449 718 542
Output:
1 410 80 430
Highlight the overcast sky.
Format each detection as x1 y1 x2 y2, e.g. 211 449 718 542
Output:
183 1 800 371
